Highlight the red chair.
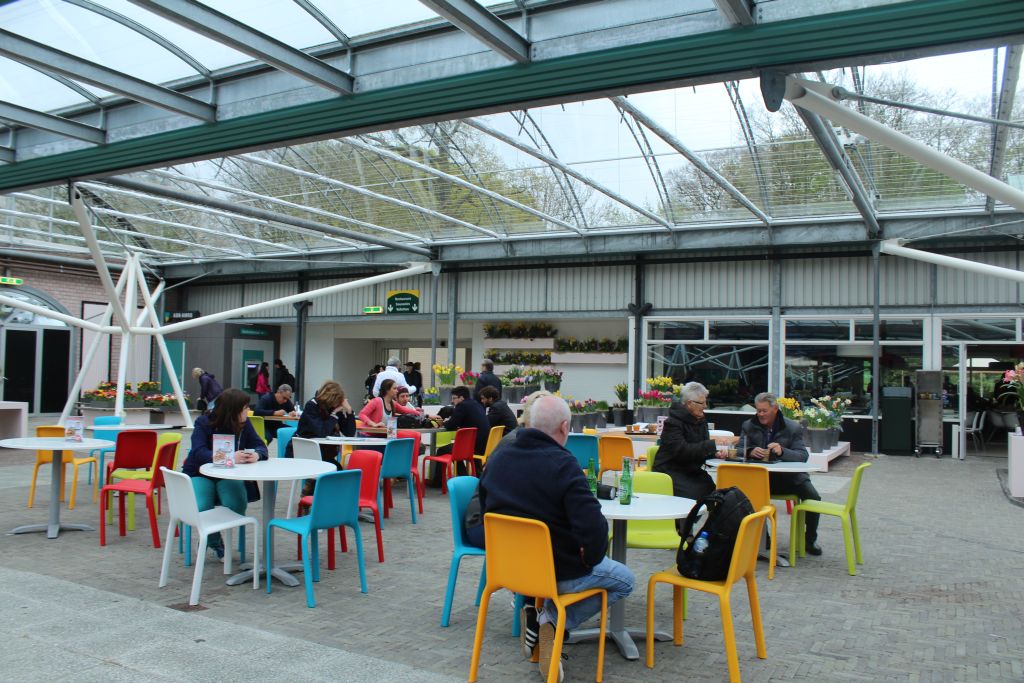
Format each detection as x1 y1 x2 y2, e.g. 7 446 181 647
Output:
100 440 176 548
298 449 385 568
103 430 158 524
385 430 423 516
423 428 477 494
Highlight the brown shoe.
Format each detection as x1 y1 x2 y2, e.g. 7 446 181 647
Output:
536 622 564 682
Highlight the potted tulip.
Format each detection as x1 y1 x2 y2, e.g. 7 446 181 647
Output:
611 383 631 426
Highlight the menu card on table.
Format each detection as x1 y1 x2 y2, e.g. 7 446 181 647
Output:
64 417 84 442
212 434 235 467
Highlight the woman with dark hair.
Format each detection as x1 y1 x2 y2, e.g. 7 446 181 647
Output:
358 378 420 429
255 362 271 397
286 380 356 463
182 388 269 559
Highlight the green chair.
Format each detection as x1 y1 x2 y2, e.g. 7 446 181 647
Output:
248 415 267 444
789 462 871 576
626 470 687 619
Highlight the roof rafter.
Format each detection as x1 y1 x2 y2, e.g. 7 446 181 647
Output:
419 0 530 63
987 44 1023 212
292 0 350 46
128 0 353 94
713 0 754 26
0 29 215 121
0 100 105 145
0 212 191 259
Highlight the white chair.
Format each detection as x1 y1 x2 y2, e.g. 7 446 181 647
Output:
963 411 985 452
158 468 259 606
287 437 323 518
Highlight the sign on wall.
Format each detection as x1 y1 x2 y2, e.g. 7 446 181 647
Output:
386 289 420 314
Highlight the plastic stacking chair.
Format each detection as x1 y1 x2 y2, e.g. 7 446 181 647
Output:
645 507 772 682
247 415 267 445
441 476 486 627
964 411 986 452
276 426 297 458
395 429 424 513
379 438 417 525
28 425 98 510
716 463 777 580
286 437 323 518
87 415 122 484
469 513 607 683
790 462 871 576
582 427 598 435
599 434 634 474
423 427 477 494
626 471 687 619
103 430 158 525
100 441 176 548
473 425 505 470
111 432 183 531
159 468 258 605
269 470 367 607
565 433 599 471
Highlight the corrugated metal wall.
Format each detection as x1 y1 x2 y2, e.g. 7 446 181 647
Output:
936 250 1021 305
242 281 298 318
647 260 772 310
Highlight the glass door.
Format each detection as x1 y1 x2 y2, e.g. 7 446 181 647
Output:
2 328 36 411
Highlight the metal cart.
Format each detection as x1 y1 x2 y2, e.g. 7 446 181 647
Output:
915 370 943 457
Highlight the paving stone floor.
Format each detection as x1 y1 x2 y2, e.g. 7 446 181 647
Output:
1 433 1023 682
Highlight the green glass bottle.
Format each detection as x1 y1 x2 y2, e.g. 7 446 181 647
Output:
587 457 598 495
618 457 632 505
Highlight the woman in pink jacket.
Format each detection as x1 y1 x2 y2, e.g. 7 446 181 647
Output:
358 379 420 428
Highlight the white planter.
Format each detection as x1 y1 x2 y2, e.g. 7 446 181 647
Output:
550 352 628 365
483 338 555 350
1010 434 1024 497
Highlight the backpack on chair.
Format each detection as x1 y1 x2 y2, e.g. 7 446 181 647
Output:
676 486 754 581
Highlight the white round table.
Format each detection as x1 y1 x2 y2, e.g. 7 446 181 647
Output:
705 459 823 473
310 436 389 446
200 459 334 587
569 492 695 661
0 437 114 539
85 424 175 431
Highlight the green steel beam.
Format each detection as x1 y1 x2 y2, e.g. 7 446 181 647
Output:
1 0 1022 193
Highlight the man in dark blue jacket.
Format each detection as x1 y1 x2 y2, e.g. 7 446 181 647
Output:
473 358 502 401
253 384 296 443
430 385 491 486
477 395 634 681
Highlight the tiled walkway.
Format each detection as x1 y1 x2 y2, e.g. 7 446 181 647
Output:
1 433 1023 682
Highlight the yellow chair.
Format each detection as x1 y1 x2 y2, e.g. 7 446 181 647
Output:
473 426 505 469
247 415 267 444
469 513 607 683
627 471 683 549
643 445 659 470
582 427 598 435
716 463 777 580
790 462 871 576
109 432 183 530
598 434 633 474
28 425 97 510
645 506 771 682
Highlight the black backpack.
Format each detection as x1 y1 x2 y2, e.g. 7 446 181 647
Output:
676 487 754 581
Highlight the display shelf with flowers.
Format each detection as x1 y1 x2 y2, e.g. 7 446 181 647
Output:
136 380 160 393
82 388 117 407
551 336 628 365
484 321 558 340
488 350 552 365
635 389 672 423
144 393 186 407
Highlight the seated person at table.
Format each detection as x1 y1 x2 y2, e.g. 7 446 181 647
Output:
429 386 491 485
740 391 823 555
479 385 517 435
476 395 634 678
286 380 356 471
182 388 268 560
253 383 296 442
652 381 718 501
358 378 420 428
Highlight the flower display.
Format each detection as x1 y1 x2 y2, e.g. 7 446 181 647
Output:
422 387 440 405
554 336 627 353
539 366 563 382
485 350 552 364
83 389 116 401
777 396 804 420
136 381 160 392
636 389 673 407
1000 362 1024 409
97 381 128 392
432 364 461 386
646 376 676 392
459 370 480 385
483 321 557 339
613 383 629 404
811 395 852 419
144 393 185 406
803 406 834 428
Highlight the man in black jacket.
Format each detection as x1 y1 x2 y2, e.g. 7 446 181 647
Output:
477 395 634 681
474 358 502 401
429 386 491 486
253 384 296 443
479 385 517 435
740 392 823 555
653 381 717 500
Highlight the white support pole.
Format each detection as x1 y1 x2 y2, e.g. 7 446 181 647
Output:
113 255 138 416
133 265 192 427
70 186 132 331
58 267 130 425
131 262 434 336
0 294 108 333
784 77 1024 213
880 239 1024 283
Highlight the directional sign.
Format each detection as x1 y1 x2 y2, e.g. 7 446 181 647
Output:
386 289 420 315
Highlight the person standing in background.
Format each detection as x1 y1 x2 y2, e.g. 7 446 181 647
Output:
254 362 271 397
192 367 223 411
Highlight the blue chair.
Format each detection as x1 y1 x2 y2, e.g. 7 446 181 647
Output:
267 470 367 607
565 433 598 472
276 426 297 459
379 438 417 527
88 415 122 484
441 476 486 627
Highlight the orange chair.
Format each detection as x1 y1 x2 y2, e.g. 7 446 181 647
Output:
473 425 505 470
716 463 777 580
100 441 176 548
645 507 771 682
598 434 634 474
423 427 477 494
28 425 98 510
469 513 607 683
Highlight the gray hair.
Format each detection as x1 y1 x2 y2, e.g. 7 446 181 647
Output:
481 358 494 371
754 392 777 407
680 381 709 403
527 395 570 437
277 384 293 394
386 356 401 367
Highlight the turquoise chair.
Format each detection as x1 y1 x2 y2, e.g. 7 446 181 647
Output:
276 426 297 459
267 469 367 607
565 433 599 471
379 438 417 526
88 415 122 484
441 476 486 627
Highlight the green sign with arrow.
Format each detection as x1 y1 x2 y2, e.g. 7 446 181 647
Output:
386 289 420 314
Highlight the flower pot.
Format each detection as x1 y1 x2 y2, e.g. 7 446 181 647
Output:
594 412 607 429
524 384 540 397
570 414 586 433
437 387 454 405
634 406 648 424
504 386 525 404
829 426 840 447
544 379 561 392
582 412 597 429
807 428 830 453
612 408 631 427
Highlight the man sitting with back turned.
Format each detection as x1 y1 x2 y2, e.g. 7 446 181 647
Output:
253 384 296 443
739 391 823 556
477 395 634 681
478 385 518 435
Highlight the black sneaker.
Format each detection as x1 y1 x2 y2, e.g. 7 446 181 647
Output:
805 540 823 556
209 539 225 561
520 605 539 659
537 622 565 683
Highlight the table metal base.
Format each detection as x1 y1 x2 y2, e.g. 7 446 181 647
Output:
9 522 93 539
224 479 304 588
225 564 302 587
567 627 672 660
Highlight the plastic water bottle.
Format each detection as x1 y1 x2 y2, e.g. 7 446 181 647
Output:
693 531 710 554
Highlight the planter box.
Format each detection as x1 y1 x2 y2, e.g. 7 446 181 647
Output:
570 414 586 433
807 428 831 453
483 338 555 350
543 380 561 392
503 386 526 404
612 408 632 427
550 352 628 365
